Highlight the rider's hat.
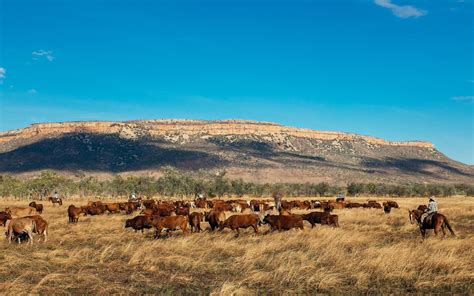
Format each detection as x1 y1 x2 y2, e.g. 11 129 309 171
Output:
429 196 435 201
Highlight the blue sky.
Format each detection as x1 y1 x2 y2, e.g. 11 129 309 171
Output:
0 0 473 164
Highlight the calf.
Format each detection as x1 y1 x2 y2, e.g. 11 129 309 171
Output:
263 215 304 231
189 212 204 233
219 214 259 236
125 215 153 233
324 214 339 227
68 205 83 223
5 217 36 245
29 202 44 214
383 204 392 214
150 215 188 238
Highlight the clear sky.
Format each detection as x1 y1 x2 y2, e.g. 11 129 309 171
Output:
0 0 473 164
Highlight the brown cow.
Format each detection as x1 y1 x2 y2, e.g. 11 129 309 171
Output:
189 212 204 233
205 210 226 231
263 215 304 231
82 205 105 216
0 211 12 226
383 204 392 214
150 215 188 238
5 217 36 245
5 207 37 218
367 201 382 209
125 215 153 233
25 215 48 241
29 202 44 214
219 214 259 236
68 205 83 223
324 214 339 227
175 206 190 216
105 203 121 214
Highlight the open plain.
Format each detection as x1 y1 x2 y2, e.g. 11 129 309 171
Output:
0 196 472 295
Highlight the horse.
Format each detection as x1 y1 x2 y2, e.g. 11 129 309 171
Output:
408 210 455 239
48 197 63 206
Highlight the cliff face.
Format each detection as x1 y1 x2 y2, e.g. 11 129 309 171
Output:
0 119 433 148
0 119 471 184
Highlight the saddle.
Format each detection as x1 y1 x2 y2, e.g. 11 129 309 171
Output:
423 212 435 225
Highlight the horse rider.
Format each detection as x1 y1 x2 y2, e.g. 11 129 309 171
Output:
421 196 438 224
130 192 137 200
273 192 282 212
53 191 59 200
336 193 345 202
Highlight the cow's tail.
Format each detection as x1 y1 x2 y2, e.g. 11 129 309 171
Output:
444 217 455 236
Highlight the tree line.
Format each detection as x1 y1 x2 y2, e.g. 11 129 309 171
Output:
0 169 472 200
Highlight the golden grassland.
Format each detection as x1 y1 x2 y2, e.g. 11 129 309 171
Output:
0 196 472 295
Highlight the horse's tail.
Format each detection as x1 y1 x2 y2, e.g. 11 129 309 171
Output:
444 217 455 236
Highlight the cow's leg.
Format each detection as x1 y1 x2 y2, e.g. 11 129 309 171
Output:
252 225 258 234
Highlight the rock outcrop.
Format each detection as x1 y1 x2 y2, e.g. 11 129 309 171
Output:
0 119 471 184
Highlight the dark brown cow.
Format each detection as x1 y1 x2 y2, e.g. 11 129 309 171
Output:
25 215 48 241
143 199 156 209
385 201 399 208
189 212 204 233
29 202 44 214
0 211 12 226
68 205 83 223
150 215 188 238
302 211 330 228
367 201 382 209
219 214 259 236
263 215 304 231
125 215 153 233
345 202 363 209
205 210 226 231
383 204 392 214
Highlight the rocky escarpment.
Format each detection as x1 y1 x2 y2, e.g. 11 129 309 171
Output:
0 120 472 184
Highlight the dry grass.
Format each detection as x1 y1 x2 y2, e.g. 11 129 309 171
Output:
0 196 473 295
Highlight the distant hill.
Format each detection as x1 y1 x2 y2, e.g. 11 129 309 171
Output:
0 119 472 184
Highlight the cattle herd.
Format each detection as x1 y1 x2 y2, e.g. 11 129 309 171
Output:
0 197 401 244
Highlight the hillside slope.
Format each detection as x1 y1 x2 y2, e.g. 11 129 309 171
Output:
0 120 472 184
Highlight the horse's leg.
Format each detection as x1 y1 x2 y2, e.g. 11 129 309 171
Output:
441 224 446 238
420 228 426 239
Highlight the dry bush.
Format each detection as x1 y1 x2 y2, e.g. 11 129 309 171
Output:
0 197 472 294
